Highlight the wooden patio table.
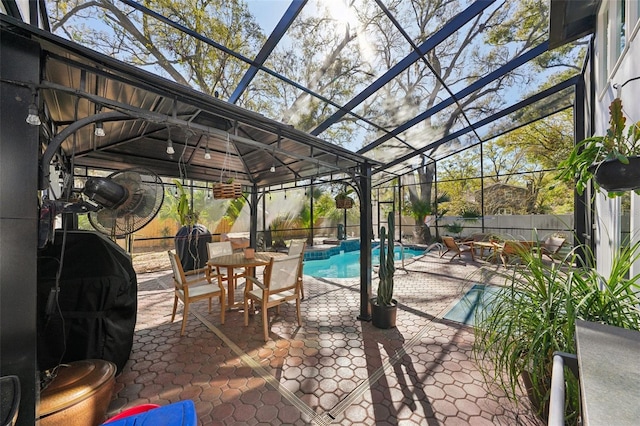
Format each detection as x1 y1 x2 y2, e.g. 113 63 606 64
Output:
470 241 498 260
207 252 282 309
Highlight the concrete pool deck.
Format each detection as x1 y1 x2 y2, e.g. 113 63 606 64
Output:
107 251 542 425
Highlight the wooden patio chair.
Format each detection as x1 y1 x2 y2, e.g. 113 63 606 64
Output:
287 241 306 299
244 252 304 341
497 240 534 267
538 236 566 261
440 236 475 261
207 241 246 288
168 250 226 336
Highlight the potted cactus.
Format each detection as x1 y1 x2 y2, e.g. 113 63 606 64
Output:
371 212 397 329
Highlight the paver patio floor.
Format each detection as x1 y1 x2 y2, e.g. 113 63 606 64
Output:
106 251 542 425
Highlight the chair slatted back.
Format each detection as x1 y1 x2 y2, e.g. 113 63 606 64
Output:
442 236 458 251
266 255 302 293
503 241 533 255
207 241 233 258
288 241 305 256
168 251 186 291
544 237 566 254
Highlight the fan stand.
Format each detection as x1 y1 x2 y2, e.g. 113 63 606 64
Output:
120 219 135 255
108 220 134 255
125 234 134 255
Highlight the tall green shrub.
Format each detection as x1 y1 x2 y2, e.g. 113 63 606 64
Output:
473 241 640 422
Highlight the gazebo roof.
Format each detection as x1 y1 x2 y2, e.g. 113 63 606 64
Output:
1 0 592 190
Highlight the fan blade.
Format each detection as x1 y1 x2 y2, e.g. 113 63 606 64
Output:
111 171 142 189
96 208 118 230
87 167 164 238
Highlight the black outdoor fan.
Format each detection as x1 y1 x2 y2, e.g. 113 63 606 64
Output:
83 167 164 237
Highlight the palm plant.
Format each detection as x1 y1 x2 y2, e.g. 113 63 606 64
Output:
472 241 640 422
406 193 449 243
444 221 464 237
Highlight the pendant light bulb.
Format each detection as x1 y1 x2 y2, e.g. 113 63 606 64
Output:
270 165 276 173
166 138 175 155
204 146 211 160
26 102 41 126
94 121 105 137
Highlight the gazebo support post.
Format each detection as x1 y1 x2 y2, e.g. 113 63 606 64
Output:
358 162 373 321
249 184 258 249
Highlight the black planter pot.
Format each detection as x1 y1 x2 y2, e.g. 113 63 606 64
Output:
592 156 640 192
174 224 211 272
370 298 398 329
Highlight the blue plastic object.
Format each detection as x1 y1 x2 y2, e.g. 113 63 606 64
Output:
102 400 197 426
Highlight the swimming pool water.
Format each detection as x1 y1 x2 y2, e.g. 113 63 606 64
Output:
303 246 425 278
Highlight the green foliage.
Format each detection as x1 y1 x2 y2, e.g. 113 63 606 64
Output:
270 215 297 248
556 98 640 197
473 110 575 215
460 207 481 219
174 180 198 226
404 193 450 243
376 212 395 306
407 198 431 222
49 1 265 99
473 241 640 421
443 221 464 236
224 197 246 221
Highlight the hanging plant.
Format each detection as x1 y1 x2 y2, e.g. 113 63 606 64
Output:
213 133 243 199
335 192 354 209
556 98 640 197
174 180 198 226
212 179 242 199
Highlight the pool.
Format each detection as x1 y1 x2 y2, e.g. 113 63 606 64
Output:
303 246 425 278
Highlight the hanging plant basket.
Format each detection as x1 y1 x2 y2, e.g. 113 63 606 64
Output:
591 156 640 192
212 182 242 199
335 195 354 209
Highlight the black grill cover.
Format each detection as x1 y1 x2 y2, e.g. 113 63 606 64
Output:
37 230 136 373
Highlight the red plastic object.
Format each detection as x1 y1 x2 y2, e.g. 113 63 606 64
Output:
103 404 160 423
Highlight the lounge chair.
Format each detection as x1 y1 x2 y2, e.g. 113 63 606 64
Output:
440 236 475 261
538 236 566 261
497 240 535 267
